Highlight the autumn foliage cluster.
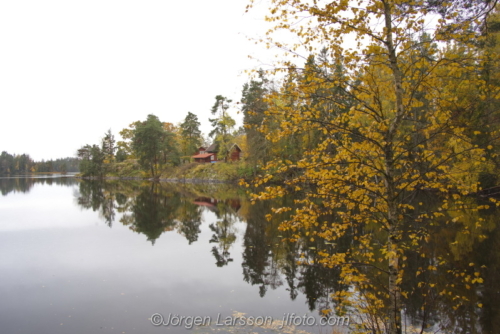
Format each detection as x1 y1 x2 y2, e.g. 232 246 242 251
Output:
242 1 500 333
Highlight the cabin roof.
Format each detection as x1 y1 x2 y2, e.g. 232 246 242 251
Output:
228 143 242 152
206 143 218 152
192 153 214 159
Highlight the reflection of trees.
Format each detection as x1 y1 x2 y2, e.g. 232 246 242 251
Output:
309 193 500 334
413 197 500 334
209 213 236 267
0 176 76 196
176 199 203 244
77 181 116 227
75 180 204 245
283 245 299 301
209 203 238 267
240 197 348 311
281 218 346 313
125 183 180 244
242 200 273 296
1 178 35 195
238 192 500 333
70 180 500 331
375 195 497 333
475 220 500 334
298 245 344 312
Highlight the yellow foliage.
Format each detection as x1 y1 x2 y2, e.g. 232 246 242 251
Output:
245 0 499 332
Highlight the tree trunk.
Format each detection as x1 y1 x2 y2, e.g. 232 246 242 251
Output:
383 1 404 333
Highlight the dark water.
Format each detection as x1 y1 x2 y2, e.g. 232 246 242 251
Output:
1 176 499 334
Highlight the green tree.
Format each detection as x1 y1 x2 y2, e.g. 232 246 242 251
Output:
241 71 271 167
0 151 14 174
209 95 236 161
101 129 116 163
180 112 202 158
77 144 105 177
115 149 127 162
118 121 141 159
132 114 179 178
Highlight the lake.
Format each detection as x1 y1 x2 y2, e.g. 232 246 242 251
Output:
0 176 348 334
1 176 499 334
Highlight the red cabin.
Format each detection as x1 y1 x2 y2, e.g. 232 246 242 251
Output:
191 143 242 162
228 144 242 161
192 146 217 163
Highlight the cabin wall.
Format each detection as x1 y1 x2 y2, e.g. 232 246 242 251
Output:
230 150 240 161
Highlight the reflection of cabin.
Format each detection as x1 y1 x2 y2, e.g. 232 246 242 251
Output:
192 143 242 163
193 197 218 207
226 198 241 212
193 197 241 214
193 197 219 212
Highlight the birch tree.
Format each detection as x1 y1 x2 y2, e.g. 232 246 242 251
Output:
245 1 500 333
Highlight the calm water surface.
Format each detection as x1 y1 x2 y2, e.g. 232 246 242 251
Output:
0 177 338 334
1 176 500 334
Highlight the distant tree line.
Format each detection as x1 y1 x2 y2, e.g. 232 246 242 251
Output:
36 157 80 173
0 152 33 175
0 151 79 175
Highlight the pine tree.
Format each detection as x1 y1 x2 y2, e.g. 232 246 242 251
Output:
209 95 236 161
180 112 202 157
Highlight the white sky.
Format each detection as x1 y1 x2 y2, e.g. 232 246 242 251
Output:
0 0 272 161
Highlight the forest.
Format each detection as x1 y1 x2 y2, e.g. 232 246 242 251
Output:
0 151 79 175
240 1 500 334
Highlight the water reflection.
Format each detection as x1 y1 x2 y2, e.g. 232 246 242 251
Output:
71 180 352 323
71 179 500 333
0 175 76 195
208 205 237 267
74 181 199 244
414 196 500 334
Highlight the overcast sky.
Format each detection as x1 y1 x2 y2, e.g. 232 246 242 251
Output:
0 0 272 161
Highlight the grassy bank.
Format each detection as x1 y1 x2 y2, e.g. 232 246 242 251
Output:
162 161 255 182
97 159 257 183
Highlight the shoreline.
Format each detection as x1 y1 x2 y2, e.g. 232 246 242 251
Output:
75 175 235 184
